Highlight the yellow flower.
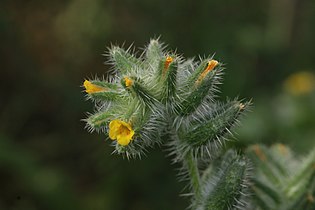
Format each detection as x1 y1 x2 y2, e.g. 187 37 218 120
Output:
164 56 173 69
284 71 315 95
124 77 133 88
196 60 218 85
163 56 173 76
83 80 106 94
109 119 135 146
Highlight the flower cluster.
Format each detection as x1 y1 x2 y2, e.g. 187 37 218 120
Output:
82 39 252 209
82 39 249 159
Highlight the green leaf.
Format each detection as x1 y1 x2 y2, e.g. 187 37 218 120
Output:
252 178 281 205
286 170 315 210
285 148 315 198
247 145 285 186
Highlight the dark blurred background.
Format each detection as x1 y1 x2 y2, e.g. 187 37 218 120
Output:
1 0 315 209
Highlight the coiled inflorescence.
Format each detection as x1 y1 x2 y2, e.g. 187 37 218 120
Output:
83 39 249 159
83 39 252 210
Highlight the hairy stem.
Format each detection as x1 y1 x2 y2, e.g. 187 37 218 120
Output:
184 150 201 199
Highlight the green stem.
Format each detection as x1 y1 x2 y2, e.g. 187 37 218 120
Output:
184 150 201 198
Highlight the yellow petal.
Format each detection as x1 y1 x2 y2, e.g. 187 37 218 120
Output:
116 134 131 146
83 80 106 94
116 129 134 146
109 128 118 140
164 56 173 69
108 119 135 145
109 120 121 140
120 120 132 130
205 60 219 72
124 77 133 88
195 60 219 85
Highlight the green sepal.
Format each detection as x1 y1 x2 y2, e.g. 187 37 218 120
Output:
88 91 120 101
179 68 220 116
155 57 170 80
182 100 247 147
91 80 119 90
161 61 178 102
187 59 211 85
200 150 236 184
121 77 158 108
145 39 164 69
85 80 120 101
184 151 201 198
109 46 140 74
86 111 113 130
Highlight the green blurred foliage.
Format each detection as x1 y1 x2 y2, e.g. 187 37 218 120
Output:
0 0 314 209
237 79 315 153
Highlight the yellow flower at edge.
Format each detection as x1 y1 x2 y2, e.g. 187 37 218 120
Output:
164 56 173 69
124 77 133 88
195 59 219 85
163 56 173 76
284 71 315 95
83 80 106 94
109 119 135 146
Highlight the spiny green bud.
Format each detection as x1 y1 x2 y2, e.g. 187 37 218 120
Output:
85 111 113 131
179 59 221 116
121 76 158 108
83 80 120 101
194 150 251 210
184 101 245 146
145 38 164 69
160 56 178 102
108 46 140 74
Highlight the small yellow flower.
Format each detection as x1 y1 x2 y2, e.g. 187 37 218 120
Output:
124 77 133 88
196 60 219 85
164 56 173 69
205 60 219 72
83 80 106 94
284 71 315 95
163 56 173 76
109 119 135 146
